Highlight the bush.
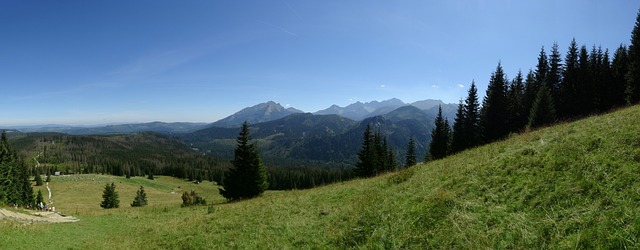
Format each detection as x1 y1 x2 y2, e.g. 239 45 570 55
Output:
181 190 206 207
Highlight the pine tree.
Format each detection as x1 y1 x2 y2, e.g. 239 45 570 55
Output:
451 81 482 153
131 186 148 207
36 190 45 208
354 124 375 177
612 45 629 108
219 122 268 200
450 101 466 154
627 9 640 104
481 62 510 142
547 42 563 114
577 45 591 115
35 169 44 186
561 38 581 118
0 131 34 207
507 70 526 132
404 137 417 168
100 182 119 209
528 86 557 129
429 105 451 160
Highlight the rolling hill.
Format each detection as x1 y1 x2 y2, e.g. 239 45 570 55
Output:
1 104 638 248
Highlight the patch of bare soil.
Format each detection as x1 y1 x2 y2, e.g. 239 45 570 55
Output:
0 208 79 223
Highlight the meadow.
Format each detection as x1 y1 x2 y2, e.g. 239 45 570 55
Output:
1 105 639 249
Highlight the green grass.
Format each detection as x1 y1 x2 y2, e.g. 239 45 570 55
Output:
2 105 640 249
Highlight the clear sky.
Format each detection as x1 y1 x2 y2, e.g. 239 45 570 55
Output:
1 1 637 126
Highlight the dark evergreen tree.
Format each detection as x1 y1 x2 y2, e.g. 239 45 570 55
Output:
131 186 148 207
373 129 385 174
481 62 510 142
354 124 375 177
627 9 640 104
219 122 268 200
429 105 451 160
100 182 119 209
0 131 34 207
528 86 557 129
35 169 44 186
451 81 482 153
465 82 481 148
547 42 563 112
450 101 466 154
577 45 591 115
386 147 397 172
404 137 417 168
612 45 629 108
36 190 45 208
507 70 527 132
45 172 51 183
561 39 581 118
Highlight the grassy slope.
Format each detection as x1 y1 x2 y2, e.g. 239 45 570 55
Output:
1 105 640 249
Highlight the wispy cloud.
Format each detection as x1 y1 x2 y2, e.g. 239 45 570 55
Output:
457 84 465 88
260 21 298 37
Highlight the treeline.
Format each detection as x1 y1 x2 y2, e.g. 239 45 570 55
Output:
10 132 353 191
0 131 34 207
11 132 230 183
429 10 640 159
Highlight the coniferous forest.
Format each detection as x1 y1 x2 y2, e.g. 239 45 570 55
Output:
358 9 640 176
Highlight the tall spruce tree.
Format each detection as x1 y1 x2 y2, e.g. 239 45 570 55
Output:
481 62 510 142
450 101 466 154
404 137 417 168
561 39 581 118
507 70 526 132
577 45 591 115
219 122 268 200
0 131 34 207
354 124 375 177
528 85 557 129
627 9 640 104
547 42 563 113
100 182 119 209
429 105 451 160
612 45 629 108
464 81 482 148
35 169 44 186
451 81 482 153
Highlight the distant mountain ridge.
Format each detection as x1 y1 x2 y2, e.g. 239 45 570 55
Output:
315 98 456 122
211 101 303 128
185 103 440 166
3 122 208 135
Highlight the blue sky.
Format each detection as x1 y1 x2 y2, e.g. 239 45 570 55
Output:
1 1 637 125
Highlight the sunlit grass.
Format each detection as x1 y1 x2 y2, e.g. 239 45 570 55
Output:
2 105 640 249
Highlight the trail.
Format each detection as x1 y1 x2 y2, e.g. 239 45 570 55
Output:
0 209 78 223
34 151 53 204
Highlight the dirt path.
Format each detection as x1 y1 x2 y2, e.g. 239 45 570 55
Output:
0 209 79 223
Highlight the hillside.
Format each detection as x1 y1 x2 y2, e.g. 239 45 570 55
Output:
9 132 229 182
1 105 639 248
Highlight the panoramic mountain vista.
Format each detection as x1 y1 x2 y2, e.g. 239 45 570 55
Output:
1 1 639 249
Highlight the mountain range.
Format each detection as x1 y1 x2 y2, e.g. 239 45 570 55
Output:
3 99 457 167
